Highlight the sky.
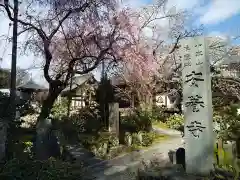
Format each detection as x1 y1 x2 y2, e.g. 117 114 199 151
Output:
122 0 240 41
0 0 240 86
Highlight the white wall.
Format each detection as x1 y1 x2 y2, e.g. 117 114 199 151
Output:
155 94 175 108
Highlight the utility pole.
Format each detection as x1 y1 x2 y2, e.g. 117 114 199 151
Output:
9 0 18 120
5 0 18 159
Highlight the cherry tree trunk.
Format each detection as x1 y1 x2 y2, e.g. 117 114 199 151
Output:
34 88 61 160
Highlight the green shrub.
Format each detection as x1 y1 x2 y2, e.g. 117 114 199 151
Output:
108 134 119 147
80 134 98 149
132 132 142 146
120 109 152 133
0 92 26 133
213 104 240 141
67 114 85 134
72 107 101 134
0 158 85 180
79 132 119 158
121 114 139 132
151 106 169 122
165 113 184 130
213 164 238 179
55 107 102 143
141 132 157 147
131 131 161 147
51 98 68 120
134 160 238 180
0 92 10 118
7 140 34 160
136 110 153 131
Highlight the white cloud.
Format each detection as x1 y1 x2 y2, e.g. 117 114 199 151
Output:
166 0 200 11
120 0 148 9
121 0 201 11
199 0 240 25
165 0 240 27
208 31 228 40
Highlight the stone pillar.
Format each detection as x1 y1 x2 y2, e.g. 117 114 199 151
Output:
180 36 214 175
108 102 119 138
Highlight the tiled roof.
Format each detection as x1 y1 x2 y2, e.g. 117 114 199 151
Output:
62 73 96 92
17 80 48 90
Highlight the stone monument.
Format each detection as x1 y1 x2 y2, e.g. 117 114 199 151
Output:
108 102 119 139
179 36 214 175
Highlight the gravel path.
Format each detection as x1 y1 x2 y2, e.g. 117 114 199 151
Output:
81 127 184 180
152 126 182 137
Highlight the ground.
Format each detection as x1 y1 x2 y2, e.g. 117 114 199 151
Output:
67 125 183 179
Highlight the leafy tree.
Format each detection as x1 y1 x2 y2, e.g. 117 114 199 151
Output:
0 0 147 159
51 97 68 120
0 67 30 88
16 67 30 86
213 104 240 141
111 3 202 110
0 68 10 88
0 91 10 118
